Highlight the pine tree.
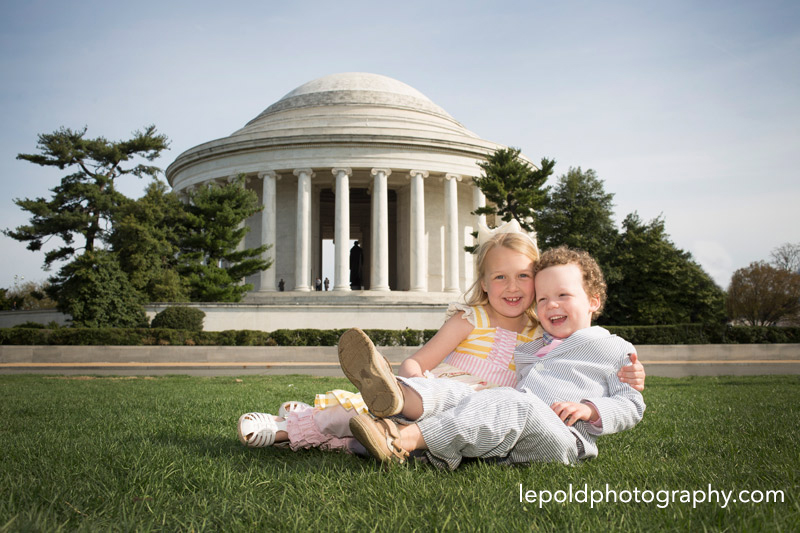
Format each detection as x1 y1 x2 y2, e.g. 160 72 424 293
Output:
110 181 190 302
179 176 272 302
536 167 618 256
5 125 168 326
473 147 554 232
601 213 724 325
5 125 169 267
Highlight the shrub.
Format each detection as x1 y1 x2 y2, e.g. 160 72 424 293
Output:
607 325 710 345
47 328 147 346
268 329 345 346
146 329 195 346
361 329 438 346
49 250 148 328
0 328 50 345
151 307 205 332
12 321 46 329
725 325 800 343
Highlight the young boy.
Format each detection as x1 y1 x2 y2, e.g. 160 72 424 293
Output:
339 246 646 469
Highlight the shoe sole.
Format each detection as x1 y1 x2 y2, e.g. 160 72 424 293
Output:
237 413 255 446
338 328 403 417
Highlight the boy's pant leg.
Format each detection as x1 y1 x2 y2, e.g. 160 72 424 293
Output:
416 387 582 470
396 376 476 421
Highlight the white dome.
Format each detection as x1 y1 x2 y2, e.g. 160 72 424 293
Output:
232 72 478 140
167 72 508 190
280 72 431 99
264 72 445 113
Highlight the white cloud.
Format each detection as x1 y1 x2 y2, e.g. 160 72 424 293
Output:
690 240 735 288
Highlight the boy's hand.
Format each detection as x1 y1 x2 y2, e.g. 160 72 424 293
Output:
618 352 645 392
550 401 597 426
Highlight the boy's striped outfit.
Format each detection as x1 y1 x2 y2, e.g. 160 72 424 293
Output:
397 326 646 470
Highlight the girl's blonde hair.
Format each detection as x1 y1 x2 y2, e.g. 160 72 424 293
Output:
464 232 540 326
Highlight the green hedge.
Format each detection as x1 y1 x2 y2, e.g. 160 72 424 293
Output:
0 328 440 346
1 325 798 346
606 324 800 344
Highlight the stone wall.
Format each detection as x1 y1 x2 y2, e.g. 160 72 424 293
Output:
0 297 451 331
1 344 798 378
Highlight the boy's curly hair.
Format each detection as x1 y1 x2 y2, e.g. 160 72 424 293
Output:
533 246 607 318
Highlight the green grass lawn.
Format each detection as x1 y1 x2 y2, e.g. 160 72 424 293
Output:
1 374 798 532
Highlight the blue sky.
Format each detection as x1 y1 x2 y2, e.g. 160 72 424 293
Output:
1 0 798 290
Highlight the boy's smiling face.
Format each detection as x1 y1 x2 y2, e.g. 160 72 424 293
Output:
534 263 600 339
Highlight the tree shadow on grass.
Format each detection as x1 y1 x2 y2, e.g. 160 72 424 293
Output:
151 433 251 457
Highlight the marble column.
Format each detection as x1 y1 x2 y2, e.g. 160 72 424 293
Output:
293 168 314 291
444 173 461 293
227 174 247 254
408 170 428 292
177 185 192 204
370 168 391 291
258 170 277 291
332 167 352 291
473 182 486 227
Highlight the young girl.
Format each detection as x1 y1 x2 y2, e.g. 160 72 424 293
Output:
237 220 645 452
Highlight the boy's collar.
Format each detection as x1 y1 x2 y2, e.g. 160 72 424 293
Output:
542 332 562 345
543 327 600 345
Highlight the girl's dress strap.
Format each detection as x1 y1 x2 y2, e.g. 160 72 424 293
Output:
473 305 490 328
445 302 487 328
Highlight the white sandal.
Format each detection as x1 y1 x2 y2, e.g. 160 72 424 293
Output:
278 401 312 418
237 412 288 447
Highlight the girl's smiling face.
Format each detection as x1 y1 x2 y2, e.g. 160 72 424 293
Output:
480 245 535 323
535 263 600 339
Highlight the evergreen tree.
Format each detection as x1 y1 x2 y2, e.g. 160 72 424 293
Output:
601 213 724 325
180 177 271 302
110 181 189 302
5 125 168 326
48 250 148 328
536 167 619 280
473 148 554 232
5 125 169 267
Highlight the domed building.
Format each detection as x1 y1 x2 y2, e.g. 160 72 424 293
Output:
165 73 529 329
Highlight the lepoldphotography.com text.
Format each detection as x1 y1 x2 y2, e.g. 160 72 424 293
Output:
519 484 785 509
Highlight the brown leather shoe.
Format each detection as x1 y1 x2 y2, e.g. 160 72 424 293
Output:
349 413 409 464
338 328 404 417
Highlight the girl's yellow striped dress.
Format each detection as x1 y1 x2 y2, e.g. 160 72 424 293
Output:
315 303 542 414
